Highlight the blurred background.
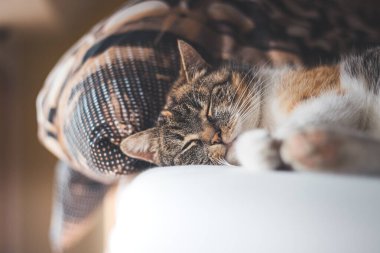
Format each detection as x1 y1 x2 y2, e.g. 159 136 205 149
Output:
0 0 126 252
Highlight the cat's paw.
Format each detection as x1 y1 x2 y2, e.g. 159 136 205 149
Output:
280 127 341 171
235 129 282 171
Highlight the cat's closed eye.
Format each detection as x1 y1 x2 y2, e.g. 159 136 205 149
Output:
182 139 201 152
206 114 217 125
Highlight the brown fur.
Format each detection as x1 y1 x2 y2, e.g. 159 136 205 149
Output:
277 66 341 113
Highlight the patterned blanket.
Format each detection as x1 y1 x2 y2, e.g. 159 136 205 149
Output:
36 0 380 250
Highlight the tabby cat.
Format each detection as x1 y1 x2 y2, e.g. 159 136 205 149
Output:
120 40 380 175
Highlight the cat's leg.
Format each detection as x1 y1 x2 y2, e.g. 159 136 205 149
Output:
236 47 380 173
236 124 380 175
281 126 380 175
235 92 368 172
289 47 380 174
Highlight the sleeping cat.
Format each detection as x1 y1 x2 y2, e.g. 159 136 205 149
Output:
120 40 380 175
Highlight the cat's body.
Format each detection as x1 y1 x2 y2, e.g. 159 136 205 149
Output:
121 41 380 175
234 54 380 174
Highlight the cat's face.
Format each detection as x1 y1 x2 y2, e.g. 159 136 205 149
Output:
121 41 263 166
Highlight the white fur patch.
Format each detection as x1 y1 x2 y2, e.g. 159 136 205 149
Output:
235 129 281 171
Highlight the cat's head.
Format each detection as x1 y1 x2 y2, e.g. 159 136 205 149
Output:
120 41 264 166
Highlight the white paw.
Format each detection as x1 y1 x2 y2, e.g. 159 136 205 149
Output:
280 127 342 171
235 129 282 171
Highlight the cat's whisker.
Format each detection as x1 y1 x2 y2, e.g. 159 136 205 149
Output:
231 87 258 121
213 157 234 166
229 67 256 115
232 68 265 116
213 157 224 166
229 80 256 117
256 75 270 96
209 157 218 165
240 108 257 123
233 73 271 127
228 92 262 130
220 158 231 166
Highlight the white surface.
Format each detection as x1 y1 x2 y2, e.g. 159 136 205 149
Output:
108 166 380 253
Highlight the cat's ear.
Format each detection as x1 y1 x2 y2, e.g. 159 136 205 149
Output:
178 40 210 82
120 128 160 165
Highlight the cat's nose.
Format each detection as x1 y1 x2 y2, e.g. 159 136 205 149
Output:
211 130 223 145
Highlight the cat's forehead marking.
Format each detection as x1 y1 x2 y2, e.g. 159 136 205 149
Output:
225 71 252 104
173 84 207 104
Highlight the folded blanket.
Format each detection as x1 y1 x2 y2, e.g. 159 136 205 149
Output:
36 0 380 250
